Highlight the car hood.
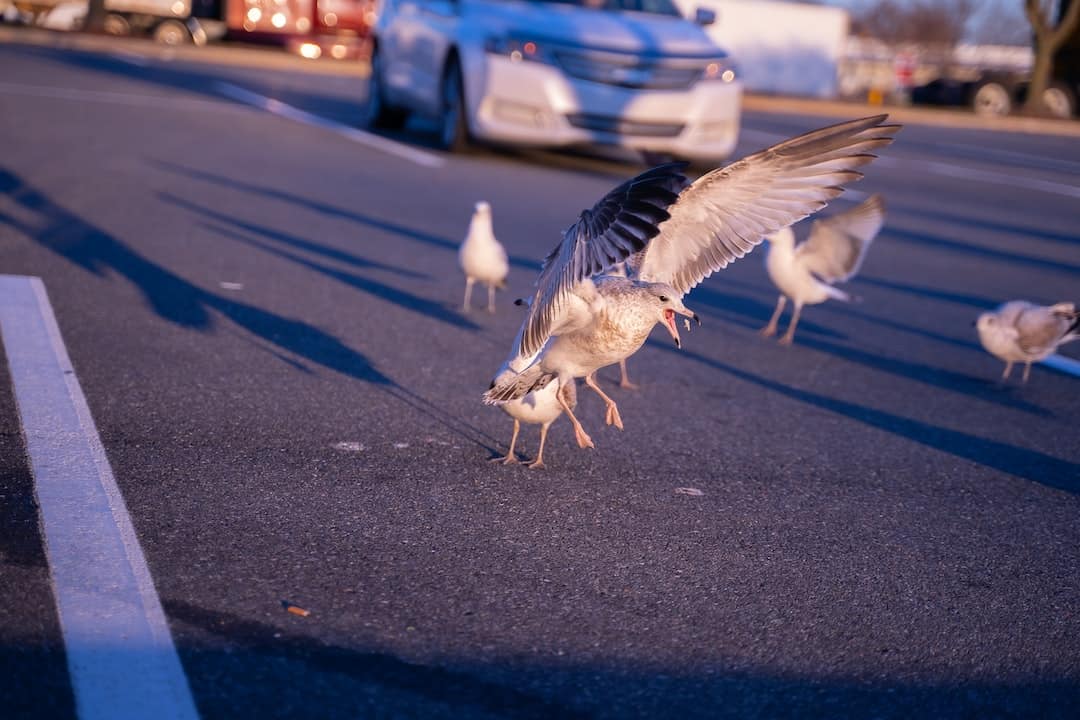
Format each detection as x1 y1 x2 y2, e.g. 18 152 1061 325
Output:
466 1 725 57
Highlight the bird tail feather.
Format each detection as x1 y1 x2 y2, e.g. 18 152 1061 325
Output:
1063 305 1080 341
1049 303 1080 339
825 285 857 303
484 364 555 404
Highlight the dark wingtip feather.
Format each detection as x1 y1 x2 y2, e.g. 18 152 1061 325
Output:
1068 310 1080 336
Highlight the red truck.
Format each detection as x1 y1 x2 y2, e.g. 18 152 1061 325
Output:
192 0 374 59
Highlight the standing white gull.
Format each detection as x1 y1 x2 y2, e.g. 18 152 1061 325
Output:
459 201 508 312
976 301 1080 383
760 193 886 345
484 115 901 450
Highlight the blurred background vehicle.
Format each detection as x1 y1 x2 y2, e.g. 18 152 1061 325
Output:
4 0 206 42
191 0 376 58
367 0 741 162
910 70 1029 117
676 0 849 99
910 65 1077 120
0 0 375 54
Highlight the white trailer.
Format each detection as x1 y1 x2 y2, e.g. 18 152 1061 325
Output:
675 0 850 98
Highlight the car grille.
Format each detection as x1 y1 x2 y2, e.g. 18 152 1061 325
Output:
554 50 703 90
566 113 684 137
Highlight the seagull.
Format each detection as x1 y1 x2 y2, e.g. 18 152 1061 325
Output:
760 193 885 345
975 301 1080 382
484 115 900 450
491 380 577 469
459 201 508 312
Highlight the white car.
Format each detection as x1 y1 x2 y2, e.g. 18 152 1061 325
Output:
368 0 741 162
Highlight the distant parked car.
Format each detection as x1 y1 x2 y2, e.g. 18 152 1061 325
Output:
911 70 1076 119
11 0 206 43
367 0 741 162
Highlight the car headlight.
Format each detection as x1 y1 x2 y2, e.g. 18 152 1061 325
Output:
484 36 552 64
701 58 737 83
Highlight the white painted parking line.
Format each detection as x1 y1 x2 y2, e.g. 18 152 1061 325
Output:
1041 353 1080 378
0 276 199 720
215 81 446 168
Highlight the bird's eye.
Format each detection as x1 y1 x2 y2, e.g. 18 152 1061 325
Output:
659 295 668 302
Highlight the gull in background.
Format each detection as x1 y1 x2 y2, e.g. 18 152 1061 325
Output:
760 193 885 345
976 301 1080 382
484 115 900 451
491 380 577 469
459 201 508 312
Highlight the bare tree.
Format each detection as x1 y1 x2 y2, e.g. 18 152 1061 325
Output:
1024 0 1080 113
854 0 976 69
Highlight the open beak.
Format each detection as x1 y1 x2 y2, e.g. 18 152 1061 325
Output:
663 305 699 349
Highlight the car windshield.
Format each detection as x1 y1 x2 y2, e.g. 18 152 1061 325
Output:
515 0 683 18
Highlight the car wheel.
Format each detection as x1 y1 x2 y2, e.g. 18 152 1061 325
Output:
438 57 471 153
366 47 409 130
972 81 1012 117
103 13 129 35
1042 83 1076 118
153 19 190 45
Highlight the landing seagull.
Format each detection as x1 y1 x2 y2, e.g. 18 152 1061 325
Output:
459 201 508 312
760 193 886 345
484 115 901 450
976 301 1080 383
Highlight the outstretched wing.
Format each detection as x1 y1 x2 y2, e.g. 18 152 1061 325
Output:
797 193 885 284
633 115 899 295
517 163 688 358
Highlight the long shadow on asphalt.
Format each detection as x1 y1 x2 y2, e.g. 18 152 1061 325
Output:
154 160 543 272
689 285 847 339
158 193 480 332
164 195 428 281
160 598 1080 720
711 272 987 353
884 224 1080 276
164 599 587 720
786 335 1051 417
657 344 1077 494
0 167 504 452
852 275 1000 310
0 166 389 384
882 202 1080 248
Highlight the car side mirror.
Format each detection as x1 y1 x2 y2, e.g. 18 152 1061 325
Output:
694 7 716 26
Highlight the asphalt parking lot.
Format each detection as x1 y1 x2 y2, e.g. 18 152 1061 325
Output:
0 33 1078 720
